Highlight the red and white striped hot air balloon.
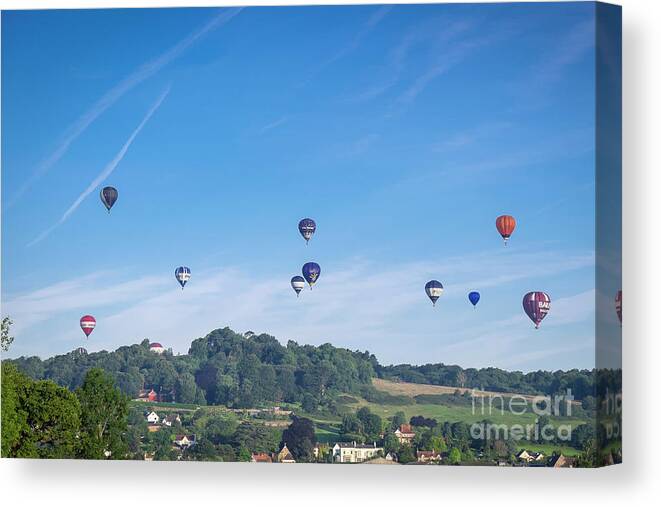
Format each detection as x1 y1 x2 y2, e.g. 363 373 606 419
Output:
80 315 96 338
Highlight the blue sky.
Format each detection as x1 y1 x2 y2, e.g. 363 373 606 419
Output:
1 3 613 371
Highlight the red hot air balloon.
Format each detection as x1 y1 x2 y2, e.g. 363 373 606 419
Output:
496 215 516 245
80 315 96 338
522 292 550 329
615 290 622 324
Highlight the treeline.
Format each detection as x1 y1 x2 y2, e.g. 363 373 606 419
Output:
7 327 377 409
377 363 595 400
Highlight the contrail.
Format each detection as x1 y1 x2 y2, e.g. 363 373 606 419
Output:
8 7 242 209
27 86 170 247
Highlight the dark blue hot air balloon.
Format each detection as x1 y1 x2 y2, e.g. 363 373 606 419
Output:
298 218 316 244
468 291 480 307
100 186 118 213
425 280 444 306
175 266 191 290
291 276 305 297
302 262 321 289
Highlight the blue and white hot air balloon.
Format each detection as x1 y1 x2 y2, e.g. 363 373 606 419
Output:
291 276 306 297
302 262 321 289
425 280 444 306
175 266 191 290
298 218 316 244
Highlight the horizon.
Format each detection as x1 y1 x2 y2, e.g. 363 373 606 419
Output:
1 3 610 371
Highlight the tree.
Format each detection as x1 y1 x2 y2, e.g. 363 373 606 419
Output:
1 316 14 352
2 363 81 458
398 444 415 464
383 433 400 455
281 416 315 462
175 372 197 404
391 411 407 430
448 447 462 465
76 368 129 459
232 421 280 453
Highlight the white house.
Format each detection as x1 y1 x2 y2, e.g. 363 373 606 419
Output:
162 414 181 427
174 434 196 449
146 411 160 423
332 442 383 463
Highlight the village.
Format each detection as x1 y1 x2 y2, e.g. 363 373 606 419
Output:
135 403 581 467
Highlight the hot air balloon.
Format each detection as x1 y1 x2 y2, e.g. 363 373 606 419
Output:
496 215 516 245
100 186 118 213
175 266 191 289
522 291 551 329
291 276 305 297
302 262 321 289
468 291 480 307
298 218 316 244
425 280 444 306
615 290 622 324
80 315 96 338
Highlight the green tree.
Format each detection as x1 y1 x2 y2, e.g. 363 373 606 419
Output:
2 364 80 458
391 411 407 430
448 447 462 465
398 444 415 464
1 316 14 352
76 368 129 459
281 416 315 462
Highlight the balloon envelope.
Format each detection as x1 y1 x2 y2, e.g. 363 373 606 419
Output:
425 280 444 306
615 290 622 324
522 291 550 328
298 218 316 243
496 215 516 244
302 262 321 288
175 266 191 289
100 186 118 212
291 276 306 296
468 291 480 307
80 315 96 337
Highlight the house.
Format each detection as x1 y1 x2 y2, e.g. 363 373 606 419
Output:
385 452 397 462
149 342 166 354
394 424 416 444
276 444 296 463
136 388 158 402
548 454 576 468
146 411 159 423
416 450 442 463
147 424 161 433
162 414 181 427
144 452 155 461
174 434 196 449
516 450 545 463
332 442 384 463
251 452 273 463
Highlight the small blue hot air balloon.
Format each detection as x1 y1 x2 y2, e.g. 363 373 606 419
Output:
425 280 444 306
100 186 118 213
302 262 321 289
298 218 316 244
175 266 191 290
291 276 305 297
468 291 480 308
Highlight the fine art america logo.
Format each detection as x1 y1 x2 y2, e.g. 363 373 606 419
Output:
470 389 575 442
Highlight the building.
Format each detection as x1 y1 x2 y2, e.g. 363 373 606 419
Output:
516 450 545 463
251 452 273 463
135 388 158 402
276 444 296 463
394 424 416 444
174 434 196 449
332 442 384 463
162 414 181 427
145 411 159 423
385 452 397 462
149 342 166 354
416 450 442 463
147 424 161 433
548 454 576 468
